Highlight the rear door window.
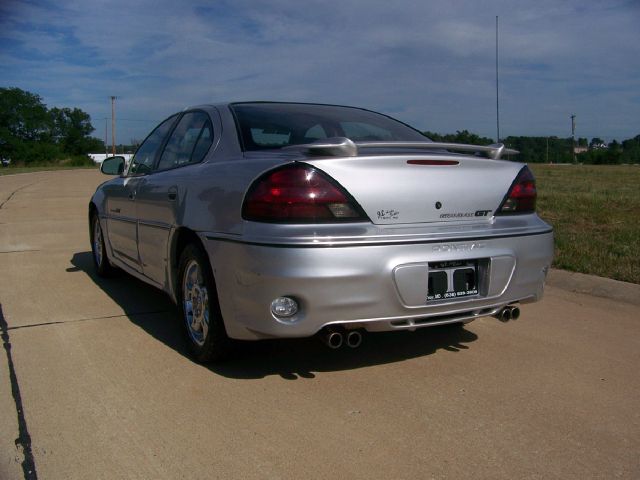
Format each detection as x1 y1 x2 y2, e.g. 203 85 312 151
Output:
157 111 213 171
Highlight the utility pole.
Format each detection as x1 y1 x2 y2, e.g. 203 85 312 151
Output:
546 137 549 164
496 16 500 143
571 114 576 164
110 96 118 156
104 118 108 156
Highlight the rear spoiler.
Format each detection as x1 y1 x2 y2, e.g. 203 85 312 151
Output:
284 137 519 160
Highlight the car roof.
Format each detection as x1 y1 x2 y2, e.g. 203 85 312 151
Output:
184 101 373 112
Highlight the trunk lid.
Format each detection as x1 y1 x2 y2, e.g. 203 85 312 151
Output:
304 154 523 225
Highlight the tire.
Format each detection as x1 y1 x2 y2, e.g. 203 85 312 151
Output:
90 213 117 277
178 243 231 362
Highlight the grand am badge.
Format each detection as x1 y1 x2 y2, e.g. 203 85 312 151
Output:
377 209 400 220
439 210 492 218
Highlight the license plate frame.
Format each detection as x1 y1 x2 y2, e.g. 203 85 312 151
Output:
427 260 480 302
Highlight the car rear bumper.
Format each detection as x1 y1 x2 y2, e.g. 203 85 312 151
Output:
203 231 554 340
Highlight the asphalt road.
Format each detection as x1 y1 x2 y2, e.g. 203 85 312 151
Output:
1 169 639 479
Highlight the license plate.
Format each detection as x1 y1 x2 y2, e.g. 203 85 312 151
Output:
427 260 479 301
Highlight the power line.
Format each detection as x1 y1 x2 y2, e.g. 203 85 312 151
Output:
115 118 156 123
571 114 576 164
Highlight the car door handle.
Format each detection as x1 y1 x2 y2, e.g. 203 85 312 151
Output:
168 187 178 201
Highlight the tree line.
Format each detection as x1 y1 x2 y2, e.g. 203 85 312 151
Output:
424 130 640 164
0 87 104 166
2 87 638 166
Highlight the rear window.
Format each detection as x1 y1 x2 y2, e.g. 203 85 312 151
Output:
230 103 427 151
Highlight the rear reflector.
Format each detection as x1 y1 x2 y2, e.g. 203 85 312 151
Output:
497 166 537 214
242 164 368 223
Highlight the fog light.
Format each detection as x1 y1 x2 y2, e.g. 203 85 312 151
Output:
271 297 298 318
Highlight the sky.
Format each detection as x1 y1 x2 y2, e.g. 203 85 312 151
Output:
1 0 639 144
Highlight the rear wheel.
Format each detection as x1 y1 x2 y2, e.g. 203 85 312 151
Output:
178 243 231 362
90 213 117 277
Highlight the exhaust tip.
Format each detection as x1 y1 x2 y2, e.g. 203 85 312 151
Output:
321 329 343 349
495 307 511 322
510 306 520 320
346 330 363 349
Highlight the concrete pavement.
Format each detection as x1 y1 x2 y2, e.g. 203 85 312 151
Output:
1 170 639 479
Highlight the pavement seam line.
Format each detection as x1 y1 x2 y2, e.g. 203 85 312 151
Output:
0 250 42 254
6 309 172 331
0 304 38 480
0 182 38 210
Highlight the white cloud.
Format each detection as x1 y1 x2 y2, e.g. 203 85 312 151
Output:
1 0 639 141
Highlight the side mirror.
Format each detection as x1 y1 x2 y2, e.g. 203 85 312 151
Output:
100 156 126 175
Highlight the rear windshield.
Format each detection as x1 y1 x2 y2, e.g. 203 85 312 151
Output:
230 103 427 151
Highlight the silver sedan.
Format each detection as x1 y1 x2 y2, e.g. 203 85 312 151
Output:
90 102 553 362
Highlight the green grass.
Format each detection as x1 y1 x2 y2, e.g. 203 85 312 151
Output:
2 162 638 283
530 164 640 284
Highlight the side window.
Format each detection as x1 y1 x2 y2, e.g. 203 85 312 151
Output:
190 121 213 164
157 111 213 171
129 115 177 175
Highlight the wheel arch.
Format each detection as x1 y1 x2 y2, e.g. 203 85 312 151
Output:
88 201 100 244
88 201 98 224
169 227 210 303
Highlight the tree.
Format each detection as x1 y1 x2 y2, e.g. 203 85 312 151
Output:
0 87 50 142
0 87 99 164
621 135 640 163
50 107 96 155
502 136 572 163
578 148 621 164
423 128 640 165
609 139 620 149
0 87 54 163
423 130 494 145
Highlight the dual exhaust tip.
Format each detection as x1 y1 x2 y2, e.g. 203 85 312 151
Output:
495 305 520 322
321 306 520 347
321 328 363 349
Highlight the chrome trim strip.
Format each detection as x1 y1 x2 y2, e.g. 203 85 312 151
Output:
138 219 171 230
205 228 553 248
105 215 170 230
328 306 504 329
107 215 136 224
112 249 139 264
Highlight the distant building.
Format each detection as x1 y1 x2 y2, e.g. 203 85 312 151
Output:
574 146 588 154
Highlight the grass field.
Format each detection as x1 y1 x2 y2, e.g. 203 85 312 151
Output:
2 162 638 284
530 164 640 284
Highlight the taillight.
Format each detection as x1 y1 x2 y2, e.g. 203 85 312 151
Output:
242 164 368 223
497 166 537 214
